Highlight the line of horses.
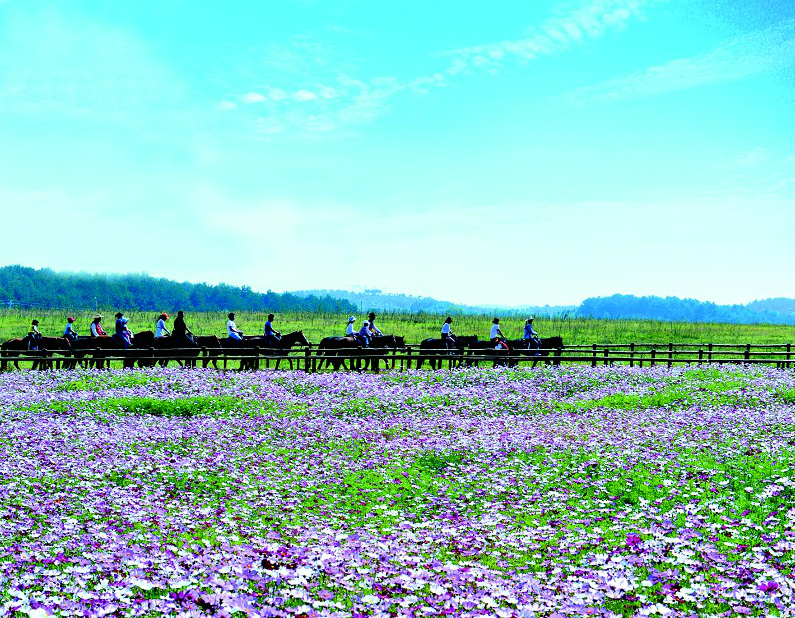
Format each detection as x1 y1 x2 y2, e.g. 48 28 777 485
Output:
0 331 564 371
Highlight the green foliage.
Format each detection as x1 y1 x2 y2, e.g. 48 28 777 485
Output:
0 264 356 314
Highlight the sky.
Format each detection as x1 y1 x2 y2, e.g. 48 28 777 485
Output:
0 0 793 307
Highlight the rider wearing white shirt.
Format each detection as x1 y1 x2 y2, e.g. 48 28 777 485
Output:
227 312 243 342
346 316 356 336
441 316 455 351
490 318 503 343
367 312 383 337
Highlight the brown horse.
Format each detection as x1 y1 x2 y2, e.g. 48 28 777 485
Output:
221 331 310 370
1 337 71 371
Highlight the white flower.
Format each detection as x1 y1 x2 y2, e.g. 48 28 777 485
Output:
362 594 379 605
429 583 447 595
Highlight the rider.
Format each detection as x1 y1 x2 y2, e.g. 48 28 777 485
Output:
346 316 356 336
523 317 541 354
226 312 244 346
26 319 43 350
90 314 107 337
155 313 170 338
113 312 132 349
441 316 456 352
263 314 282 347
490 317 507 349
172 311 195 345
63 316 78 342
356 320 371 347
367 312 383 338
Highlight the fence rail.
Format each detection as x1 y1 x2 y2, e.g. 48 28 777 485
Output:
1 340 793 372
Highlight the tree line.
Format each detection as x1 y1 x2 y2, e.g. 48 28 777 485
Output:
578 294 795 325
0 265 356 314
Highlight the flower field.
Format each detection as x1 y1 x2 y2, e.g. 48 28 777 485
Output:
1 366 795 618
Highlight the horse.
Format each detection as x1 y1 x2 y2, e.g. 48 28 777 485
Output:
221 330 310 370
316 336 361 371
363 334 406 372
133 333 200 368
1 336 71 371
471 336 565 368
417 335 479 370
194 335 223 368
69 336 121 369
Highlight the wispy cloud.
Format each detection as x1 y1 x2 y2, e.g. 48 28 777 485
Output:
562 19 795 104
222 0 657 137
447 0 657 75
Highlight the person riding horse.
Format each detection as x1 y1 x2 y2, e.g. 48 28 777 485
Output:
226 312 244 346
113 312 133 349
63 317 78 343
490 318 508 349
264 314 282 348
345 316 356 336
356 321 371 347
367 312 383 338
26 319 43 350
172 311 195 346
441 316 456 352
90 314 107 337
523 317 541 355
155 313 171 338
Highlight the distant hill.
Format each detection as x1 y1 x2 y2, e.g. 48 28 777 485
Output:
746 298 795 315
0 265 356 314
292 288 574 317
579 294 795 325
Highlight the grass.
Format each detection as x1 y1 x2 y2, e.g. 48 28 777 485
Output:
1 307 793 346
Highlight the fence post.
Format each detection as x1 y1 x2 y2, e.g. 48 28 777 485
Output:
405 347 411 371
707 343 713 364
787 343 792 370
603 348 609 366
744 344 751 363
591 344 597 368
629 343 635 368
651 349 656 367
312 349 317 373
255 347 261 371
304 347 311 373
668 342 673 368
223 349 228 371
698 349 703 364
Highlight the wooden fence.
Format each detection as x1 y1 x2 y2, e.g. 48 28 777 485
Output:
1 341 793 372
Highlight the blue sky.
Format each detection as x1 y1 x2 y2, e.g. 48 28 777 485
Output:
1 0 793 306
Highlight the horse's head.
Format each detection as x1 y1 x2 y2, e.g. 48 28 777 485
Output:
395 336 406 348
296 330 310 348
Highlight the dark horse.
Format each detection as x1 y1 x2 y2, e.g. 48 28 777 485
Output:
221 331 310 370
468 336 564 368
416 335 479 370
317 336 361 371
1 336 71 371
317 334 405 371
505 336 564 366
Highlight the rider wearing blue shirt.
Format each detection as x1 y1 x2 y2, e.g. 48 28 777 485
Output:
356 321 371 347
264 314 282 347
523 317 541 352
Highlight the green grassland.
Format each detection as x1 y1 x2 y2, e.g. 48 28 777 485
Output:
1 307 793 345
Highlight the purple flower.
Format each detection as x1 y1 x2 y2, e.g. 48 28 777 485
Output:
625 533 642 548
759 581 780 593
